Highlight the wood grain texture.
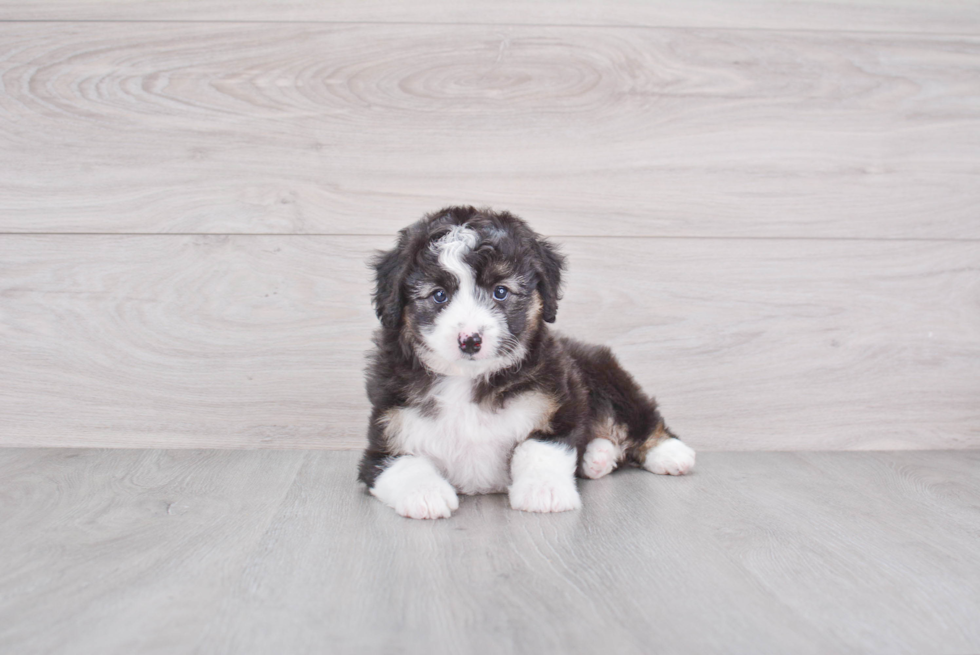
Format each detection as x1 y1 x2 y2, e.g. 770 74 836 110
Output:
3 0 980 34
1 449 979 654
1 23 979 237
1 235 977 450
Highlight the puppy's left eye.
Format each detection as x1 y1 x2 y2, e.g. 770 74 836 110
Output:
493 286 509 300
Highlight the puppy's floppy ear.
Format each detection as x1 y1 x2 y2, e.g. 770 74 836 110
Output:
371 240 409 329
532 236 566 323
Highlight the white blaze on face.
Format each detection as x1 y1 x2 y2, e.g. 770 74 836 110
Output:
436 226 478 293
419 226 509 377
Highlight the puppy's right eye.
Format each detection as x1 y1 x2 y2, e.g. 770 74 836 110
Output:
432 289 448 304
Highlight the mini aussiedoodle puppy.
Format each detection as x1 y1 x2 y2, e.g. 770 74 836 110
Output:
358 206 695 519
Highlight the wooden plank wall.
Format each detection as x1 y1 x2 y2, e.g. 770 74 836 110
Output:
1 1 978 450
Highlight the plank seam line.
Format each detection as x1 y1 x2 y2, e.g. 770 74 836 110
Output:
0 18 979 39
0 233 978 243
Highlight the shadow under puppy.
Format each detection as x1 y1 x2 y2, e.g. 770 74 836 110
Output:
359 206 695 519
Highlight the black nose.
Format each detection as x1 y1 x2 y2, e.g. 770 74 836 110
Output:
458 333 482 355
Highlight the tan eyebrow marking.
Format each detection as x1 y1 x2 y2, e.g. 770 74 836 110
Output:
496 275 525 292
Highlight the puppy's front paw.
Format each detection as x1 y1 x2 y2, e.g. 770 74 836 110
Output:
509 477 581 513
395 482 459 520
644 438 696 476
509 439 581 513
371 455 459 520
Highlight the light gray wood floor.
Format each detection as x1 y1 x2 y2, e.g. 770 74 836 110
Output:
2 448 978 654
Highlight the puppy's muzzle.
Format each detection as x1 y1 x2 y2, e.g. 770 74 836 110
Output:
458 332 482 355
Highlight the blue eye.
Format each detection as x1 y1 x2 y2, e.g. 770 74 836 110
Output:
493 286 509 300
432 289 448 304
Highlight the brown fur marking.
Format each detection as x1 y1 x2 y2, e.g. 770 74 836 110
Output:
634 418 671 464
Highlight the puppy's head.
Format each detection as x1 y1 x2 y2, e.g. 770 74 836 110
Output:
372 206 565 378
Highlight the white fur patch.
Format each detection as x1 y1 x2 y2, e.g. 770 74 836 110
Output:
385 377 556 495
582 437 621 479
643 438 696 476
371 455 460 520
435 226 478 290
417 226 522 379
508 439 581 513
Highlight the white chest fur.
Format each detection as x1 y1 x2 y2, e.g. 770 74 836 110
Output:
385 377 556 495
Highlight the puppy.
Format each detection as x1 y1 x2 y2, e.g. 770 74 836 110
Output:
358 206 695 519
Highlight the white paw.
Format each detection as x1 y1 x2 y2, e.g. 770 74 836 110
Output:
394 482 459 520
509 477 582 513
582 438 620 479
371 455 459 520
644 438 696 476
508 439 582 513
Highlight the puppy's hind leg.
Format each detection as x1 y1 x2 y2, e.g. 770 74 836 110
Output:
637 420 696 476
565 341 694 477
581 438 621 480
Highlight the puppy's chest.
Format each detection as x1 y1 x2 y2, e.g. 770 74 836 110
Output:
389 378 555 494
